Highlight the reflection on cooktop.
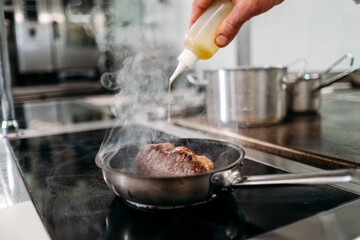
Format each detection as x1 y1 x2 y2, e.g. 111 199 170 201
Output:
10 125 359 240
14 100 114 129
104 194 260 240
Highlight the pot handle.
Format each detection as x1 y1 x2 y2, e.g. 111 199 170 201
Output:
225 169 360 188
310 53 354 92
319 53 354 78
313 67 359 92
282 57 308 85
186 73 208 86
287 57 308 77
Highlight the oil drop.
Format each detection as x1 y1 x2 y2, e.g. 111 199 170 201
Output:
167 79 172 122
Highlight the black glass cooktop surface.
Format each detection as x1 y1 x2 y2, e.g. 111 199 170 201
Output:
11 125 359 240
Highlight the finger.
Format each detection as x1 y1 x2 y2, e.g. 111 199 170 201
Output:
189 0 215 28
215 0 284 47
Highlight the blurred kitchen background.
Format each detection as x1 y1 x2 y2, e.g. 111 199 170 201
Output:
3 0 360 103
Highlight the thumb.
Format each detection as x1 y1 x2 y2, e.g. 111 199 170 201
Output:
215 0 284 47
215 3 249 48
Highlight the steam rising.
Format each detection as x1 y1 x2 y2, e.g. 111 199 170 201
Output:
93 6 182 164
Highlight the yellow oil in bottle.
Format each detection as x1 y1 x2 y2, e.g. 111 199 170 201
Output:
168 1 234 122
184 39 215 60
184 0 234 60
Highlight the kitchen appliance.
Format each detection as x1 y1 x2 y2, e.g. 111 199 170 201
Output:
13 0 101 79
11 125 360 239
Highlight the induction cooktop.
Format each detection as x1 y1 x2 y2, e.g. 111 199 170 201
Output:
10 125 359 240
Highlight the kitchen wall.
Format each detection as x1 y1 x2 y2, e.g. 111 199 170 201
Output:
250 0 360 72
167 0 360 73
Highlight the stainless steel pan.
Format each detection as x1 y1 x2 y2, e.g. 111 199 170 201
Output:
96 138 359 209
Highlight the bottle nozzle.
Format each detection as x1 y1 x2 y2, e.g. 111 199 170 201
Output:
170 62 187 83
169 49 198 83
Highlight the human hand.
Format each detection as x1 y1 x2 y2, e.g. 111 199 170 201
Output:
189 0 284 47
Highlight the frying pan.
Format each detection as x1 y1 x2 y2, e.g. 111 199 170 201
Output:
96 138 360 209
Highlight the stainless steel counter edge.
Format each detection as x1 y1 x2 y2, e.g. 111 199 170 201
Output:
0 138 30 208
0 137 51 239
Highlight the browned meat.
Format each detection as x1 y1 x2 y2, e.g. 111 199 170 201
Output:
135 143 214 177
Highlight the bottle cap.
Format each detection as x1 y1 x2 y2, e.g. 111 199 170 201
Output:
178 48 199 69
170 49 198 83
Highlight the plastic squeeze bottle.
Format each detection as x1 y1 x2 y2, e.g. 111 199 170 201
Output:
169 0 234 83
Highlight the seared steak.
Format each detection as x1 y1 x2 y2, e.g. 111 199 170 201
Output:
135 143 214 177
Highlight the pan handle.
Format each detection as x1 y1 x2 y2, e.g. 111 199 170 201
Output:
226 169 360 188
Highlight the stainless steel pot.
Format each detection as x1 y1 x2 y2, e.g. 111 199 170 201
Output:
96 138 360 209
290 53 355 113
188 66 288 127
